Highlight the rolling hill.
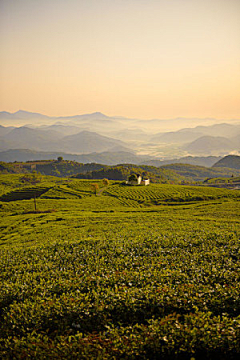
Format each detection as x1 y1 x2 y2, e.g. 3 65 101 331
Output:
212 155 240 169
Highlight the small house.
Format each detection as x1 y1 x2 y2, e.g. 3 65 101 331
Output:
126 174 150 186
141 179 150 186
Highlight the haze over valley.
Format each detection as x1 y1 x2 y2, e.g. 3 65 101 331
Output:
1 110 240 163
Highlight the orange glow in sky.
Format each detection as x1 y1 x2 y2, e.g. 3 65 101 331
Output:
0 0 240 119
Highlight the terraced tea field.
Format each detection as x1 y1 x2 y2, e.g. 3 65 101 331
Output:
0 174 239 359
104 182 240 206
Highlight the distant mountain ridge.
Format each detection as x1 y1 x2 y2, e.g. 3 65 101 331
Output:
0 149 151 165
1 110 239 129
145 156 222 167
0 110 121 124
151 123 240 144
1 111 240 158
0 110 52 121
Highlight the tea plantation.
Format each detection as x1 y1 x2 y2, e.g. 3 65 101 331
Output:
0 174 239 359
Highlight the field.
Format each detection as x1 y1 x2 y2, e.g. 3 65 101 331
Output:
0 174 239 359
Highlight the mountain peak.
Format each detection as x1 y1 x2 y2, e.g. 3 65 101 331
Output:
92 112 105 116
13 110 50 119
84 112 109 119
14 110 31 115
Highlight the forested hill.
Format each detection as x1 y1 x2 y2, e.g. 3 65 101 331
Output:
0 161 184 183
212 155 240 169
0 160 107 177
73 163 240 183
1 159 240 183
73 164 184 184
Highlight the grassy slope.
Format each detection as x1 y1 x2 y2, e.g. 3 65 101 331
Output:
1 174 239 205
0 175 240 358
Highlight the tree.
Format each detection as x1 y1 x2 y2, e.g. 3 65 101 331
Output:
21 171 42 211
128 174 138 182
57 156 63 162
91 183 99 196
102 178 109 187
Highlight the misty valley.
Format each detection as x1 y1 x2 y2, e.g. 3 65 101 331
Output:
0 111 240 163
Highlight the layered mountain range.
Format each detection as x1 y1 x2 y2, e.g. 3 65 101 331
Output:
0 110 240 161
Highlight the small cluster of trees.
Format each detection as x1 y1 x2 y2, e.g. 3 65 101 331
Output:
91 178 109 195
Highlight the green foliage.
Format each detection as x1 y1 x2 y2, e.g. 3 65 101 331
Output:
0 160 107 177
21 171 42 184
91 183 99 195
0 174 240 358
128 173 138 182
0 162 29 174
102 178 109 186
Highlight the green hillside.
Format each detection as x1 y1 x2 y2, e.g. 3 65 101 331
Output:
74 163 240 183
0 160 107 177
0 174 240 358
2 160 240 185
1 174 239 207
73 164 184 183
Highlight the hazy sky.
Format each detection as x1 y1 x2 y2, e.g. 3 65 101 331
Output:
0 0 240 119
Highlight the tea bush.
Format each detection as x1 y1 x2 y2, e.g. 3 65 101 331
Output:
0 176 239 358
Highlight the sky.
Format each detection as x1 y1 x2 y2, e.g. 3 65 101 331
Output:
0 0 240 119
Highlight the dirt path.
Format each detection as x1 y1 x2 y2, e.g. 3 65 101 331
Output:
97 186 108 196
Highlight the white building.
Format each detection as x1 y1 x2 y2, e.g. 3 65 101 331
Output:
126 175 150 186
